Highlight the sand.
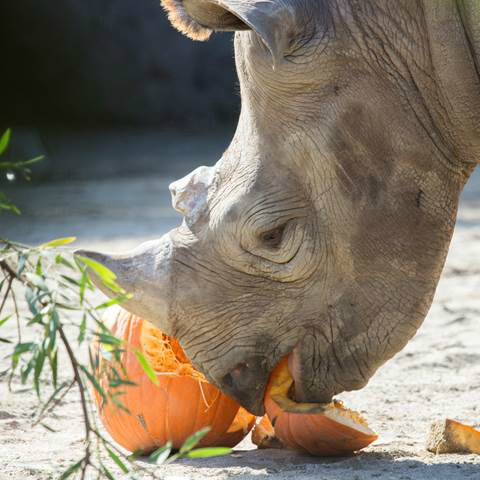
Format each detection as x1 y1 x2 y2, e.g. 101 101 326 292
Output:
1 166 479 480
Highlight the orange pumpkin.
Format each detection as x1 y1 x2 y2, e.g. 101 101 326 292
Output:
264 357 378 456
92 306 255 453
251 414 284 449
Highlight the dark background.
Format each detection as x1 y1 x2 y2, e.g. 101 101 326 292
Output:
0 0 238 126
0 0 239 182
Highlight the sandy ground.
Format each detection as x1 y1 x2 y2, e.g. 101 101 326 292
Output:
1 145 479 479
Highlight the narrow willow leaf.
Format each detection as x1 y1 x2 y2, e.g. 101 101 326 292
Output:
60 274 80 287
76 255 123 293
55 254 75 270
94 332 123 347
106 447 129 473
25 287 38 315
40 237 77 249
16 155 43 167
35 381 69 422
49 348 58 388
150 441 173 464
40 422 57 432
17 254 26 275
79 269 88 302
179 427 211 454
0 314 12 327
54 302 79 311
13 342 35 357
21 357 35 384
100 463 115 480
25 273 48 292
59 460 83 480
0 337 12 343
48 310 59 351
185 447 232 459
78 314 87 344
134 350 159 386
80 365 106 403
94 294 131 310
35 257 43 276
33 349 46 397
0 202 21 215
0 128 11 155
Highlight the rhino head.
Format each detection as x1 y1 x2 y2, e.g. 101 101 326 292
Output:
79 0 479 414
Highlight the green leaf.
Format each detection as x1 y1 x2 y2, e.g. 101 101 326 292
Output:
59 459 83 479
0 201 21 215
0 314 12 327
79 269 88 302
48 309 58 351
55 254 75 270
106 447 129 473
78 314 87 344
79 365 106 403
185 447 232 459
0 129 11 155
34 349 46 397
149 441 172 464
40 237 77 249
21 357 35 384
59 275 79 287
94 294 131 310
134 350 159 386
76 255 123 293
179 427 211 454
25 287 38 315
13 342 35 357
35 380 69 422
35 256 43 276
49 349 58 388
17 254 26 275
25 272 48 292
0 337 13 343
100 464 115 480
94 332 123 347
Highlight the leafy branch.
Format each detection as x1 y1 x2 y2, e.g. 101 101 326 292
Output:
0 130 232 479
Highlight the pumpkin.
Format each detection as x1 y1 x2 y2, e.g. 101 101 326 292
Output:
263 357 378 456
251 414 284 449
427 418 480 454
92 306 255 453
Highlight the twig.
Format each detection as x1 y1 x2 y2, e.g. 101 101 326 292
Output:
57 324 92 479
0 276 13 317
10 287 21 343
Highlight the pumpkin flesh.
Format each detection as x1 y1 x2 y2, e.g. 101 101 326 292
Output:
264 357 378 456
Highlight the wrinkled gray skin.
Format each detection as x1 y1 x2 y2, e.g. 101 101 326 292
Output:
78 0 480 415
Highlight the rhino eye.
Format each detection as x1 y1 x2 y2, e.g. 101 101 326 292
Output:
260 225 286 248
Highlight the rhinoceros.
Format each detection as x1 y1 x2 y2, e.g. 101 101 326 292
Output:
78 0 480 415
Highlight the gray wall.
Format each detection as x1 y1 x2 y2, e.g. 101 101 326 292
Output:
0 0 239 127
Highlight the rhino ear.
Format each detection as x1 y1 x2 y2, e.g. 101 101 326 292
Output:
161 0 298 65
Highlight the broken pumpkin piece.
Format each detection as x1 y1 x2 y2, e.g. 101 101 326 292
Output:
264 357 378 456
252 415 284 449
427 419 480 454
92 306 254 453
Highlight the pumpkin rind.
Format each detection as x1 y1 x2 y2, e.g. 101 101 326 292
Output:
264 357 378 456
93 306 248 452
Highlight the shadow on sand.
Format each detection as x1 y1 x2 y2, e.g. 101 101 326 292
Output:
138 446 480 480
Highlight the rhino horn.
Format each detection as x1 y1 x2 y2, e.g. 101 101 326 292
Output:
75 236 174 334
